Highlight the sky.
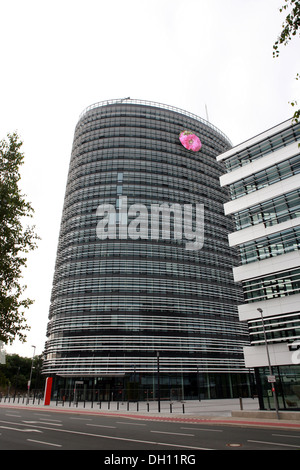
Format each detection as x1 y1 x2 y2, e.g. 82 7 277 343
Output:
1 0 299 358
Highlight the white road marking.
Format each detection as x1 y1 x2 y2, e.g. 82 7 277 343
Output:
151 430 195 437
0 425 42 433
23 420 62 426
248 439 300 449
0 418 213 450
27 439 62 447
86 423 116 429
181 426 223 432
117 421 147 426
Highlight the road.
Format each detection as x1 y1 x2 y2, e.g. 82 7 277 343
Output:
0 406 300 454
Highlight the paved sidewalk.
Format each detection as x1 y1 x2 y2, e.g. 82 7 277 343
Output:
1 397 300 429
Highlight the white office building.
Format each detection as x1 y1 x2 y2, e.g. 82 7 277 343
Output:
218 118 300 410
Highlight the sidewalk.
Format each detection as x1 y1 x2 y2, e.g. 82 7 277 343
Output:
1 397 300 429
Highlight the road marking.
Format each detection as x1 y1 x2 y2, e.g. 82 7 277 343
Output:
86 424 117 429
272 433 300 439
117 421 147 426
23 420 62 426
0 419 213 450
0 425 42 433
151 430 195 437
181 426 223 433
36 417 62 422
248 439 300 449
27 439 62 448
38 421 63 426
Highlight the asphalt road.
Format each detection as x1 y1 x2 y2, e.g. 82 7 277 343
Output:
0 406 300 454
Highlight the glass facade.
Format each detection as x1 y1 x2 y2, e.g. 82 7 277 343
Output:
233 188 300 231
224 122 300 171
239 226 300 265
43 99 250 400
229 153 300 200
243 267 300 303
219 119 300 410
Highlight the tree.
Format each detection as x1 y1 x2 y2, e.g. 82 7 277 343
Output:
273 0 300 122
0 353 45 394
0 133 39 345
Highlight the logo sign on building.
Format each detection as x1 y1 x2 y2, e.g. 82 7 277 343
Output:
179 130 202 152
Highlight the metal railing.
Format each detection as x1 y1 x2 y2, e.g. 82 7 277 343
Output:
78 98 232 145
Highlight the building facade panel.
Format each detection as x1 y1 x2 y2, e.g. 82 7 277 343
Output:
219 118 300 410
43 99 250 400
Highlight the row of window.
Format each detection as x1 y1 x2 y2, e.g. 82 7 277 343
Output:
43 355 245 375
224 123 300 171
52 258 236 286
68 156 223 189
70 145 223 177
73 125 225 160
49 294 241 319
74 136 220 160
57 221 233 248
54 241 239 276
243 267 300 303
71 136 223 163
234 189 300 230
78 105 230 149
79 108 222 139
50 276 241 303
45 335 247 356
47 313 249 338
239 225 300 264
58 209 233 245
248 312 300 345
229 153 300 199
64 181 227 211
65 170 223 204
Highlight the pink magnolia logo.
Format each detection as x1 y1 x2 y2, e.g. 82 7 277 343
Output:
179 130 202 152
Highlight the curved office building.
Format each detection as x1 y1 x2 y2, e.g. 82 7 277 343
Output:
43 99 250 400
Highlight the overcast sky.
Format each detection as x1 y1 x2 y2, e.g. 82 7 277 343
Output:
1 0 299 358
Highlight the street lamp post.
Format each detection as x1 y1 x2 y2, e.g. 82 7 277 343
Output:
157 351 160 413
257 308 280 419
27 345 36 402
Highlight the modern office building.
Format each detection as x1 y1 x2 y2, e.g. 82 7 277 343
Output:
218 118 300 410
43 99 251 401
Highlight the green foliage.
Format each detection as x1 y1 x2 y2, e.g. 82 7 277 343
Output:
273 0 300 123
0 133 39 345
0 353 44 393
273 0 300 56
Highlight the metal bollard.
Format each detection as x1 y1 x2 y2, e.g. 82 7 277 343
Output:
239 397 243 410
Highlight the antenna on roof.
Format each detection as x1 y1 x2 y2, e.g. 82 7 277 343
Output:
205 104 209 122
